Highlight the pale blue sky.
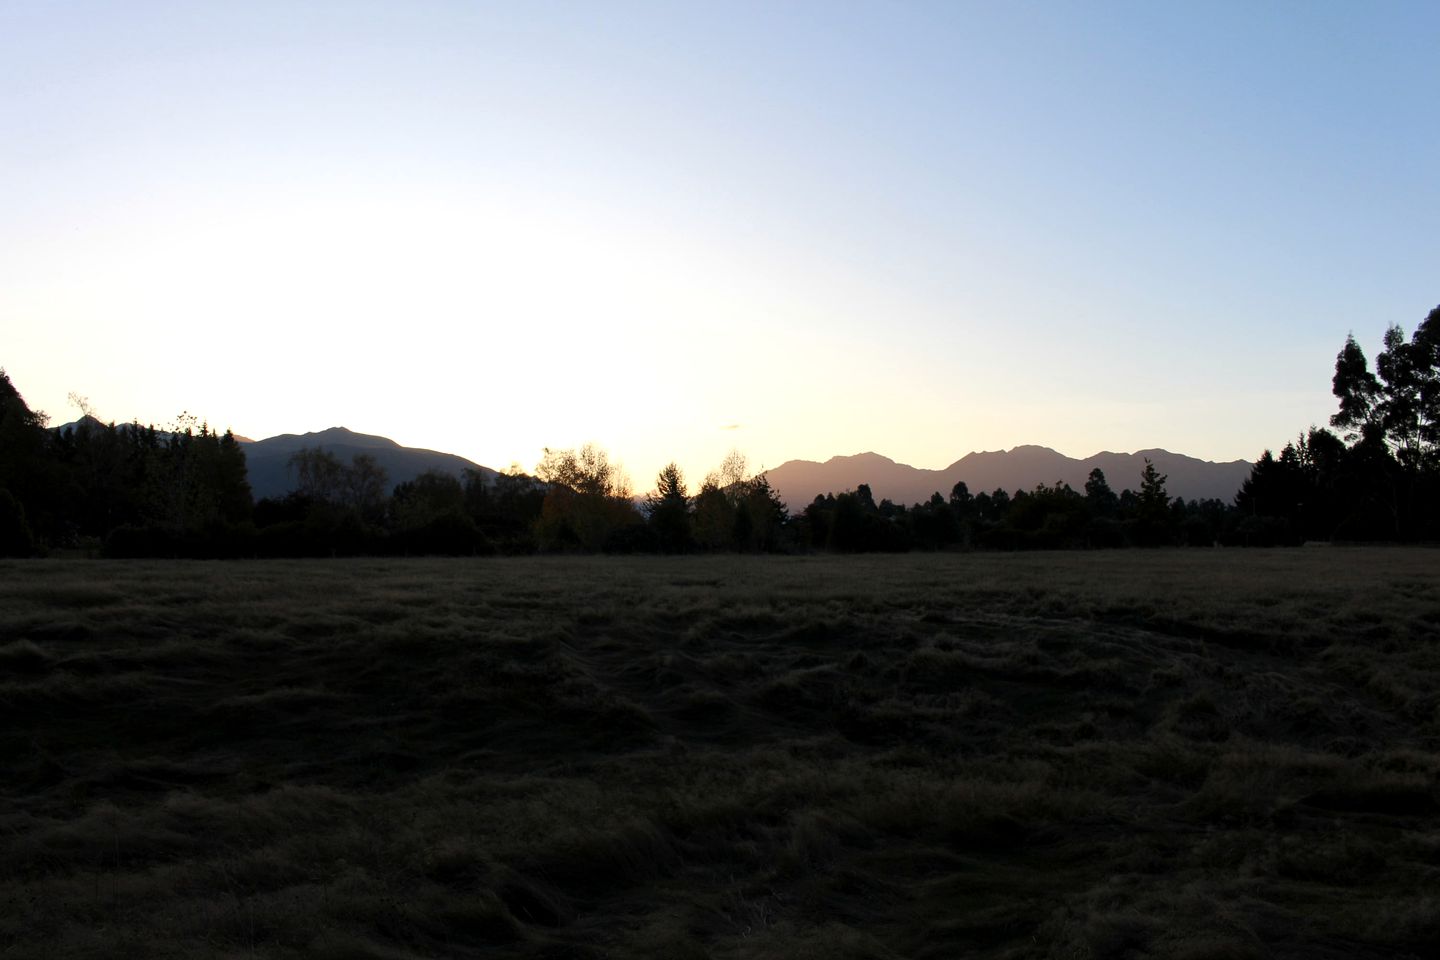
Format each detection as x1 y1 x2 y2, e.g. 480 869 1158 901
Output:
3 1 1436 489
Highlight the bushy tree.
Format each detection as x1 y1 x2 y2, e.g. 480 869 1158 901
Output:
735 472 789 551
688 451 789 552
263 446 387 554
536 443 631 498
463 466 545 552
1234 425 1403 543
389 470 489 555
345 454 388 521
534 443 641 551
1006 481 1087 548
1319 306 1440 538
1084 468 1119 517
803 486 904 552
1331 334 1381 441
691 482 731 550
290 447 346 503
392 470 464 526
910 492 962 549
1332 307 1440 470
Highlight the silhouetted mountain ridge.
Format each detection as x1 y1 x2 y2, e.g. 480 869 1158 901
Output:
243 427 496 500
765 446 1252 507
247 426 402 454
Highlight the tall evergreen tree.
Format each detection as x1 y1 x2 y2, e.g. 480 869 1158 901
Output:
647 462 692 552
1138 460 1169 518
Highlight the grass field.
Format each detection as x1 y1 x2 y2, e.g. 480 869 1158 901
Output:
2 550 1439 959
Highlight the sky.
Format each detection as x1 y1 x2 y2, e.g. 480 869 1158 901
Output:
3 1 1437 492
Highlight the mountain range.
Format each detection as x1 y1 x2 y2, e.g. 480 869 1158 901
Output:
56 417 1252 506
762 446 1252 508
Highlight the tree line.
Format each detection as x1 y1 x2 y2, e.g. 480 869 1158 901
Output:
0 391 253 558
0 379 1251 558
1 305 1434 557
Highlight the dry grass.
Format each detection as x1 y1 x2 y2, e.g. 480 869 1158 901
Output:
1 549 1438 958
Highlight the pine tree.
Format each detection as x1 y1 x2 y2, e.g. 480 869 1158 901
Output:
1138 459 1171 524
647 463 692 552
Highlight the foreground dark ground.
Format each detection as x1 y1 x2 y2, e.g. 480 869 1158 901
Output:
1 551 1438 959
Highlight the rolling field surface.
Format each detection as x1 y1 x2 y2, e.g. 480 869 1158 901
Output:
2 550 1439 958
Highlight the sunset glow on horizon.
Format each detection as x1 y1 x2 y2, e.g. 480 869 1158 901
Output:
3 1 1437 493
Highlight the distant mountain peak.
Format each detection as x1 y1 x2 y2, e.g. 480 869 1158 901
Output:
241 426 493 500
52 414 109 433
257 426 402 451
307 426 400 448
829 451 896 465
